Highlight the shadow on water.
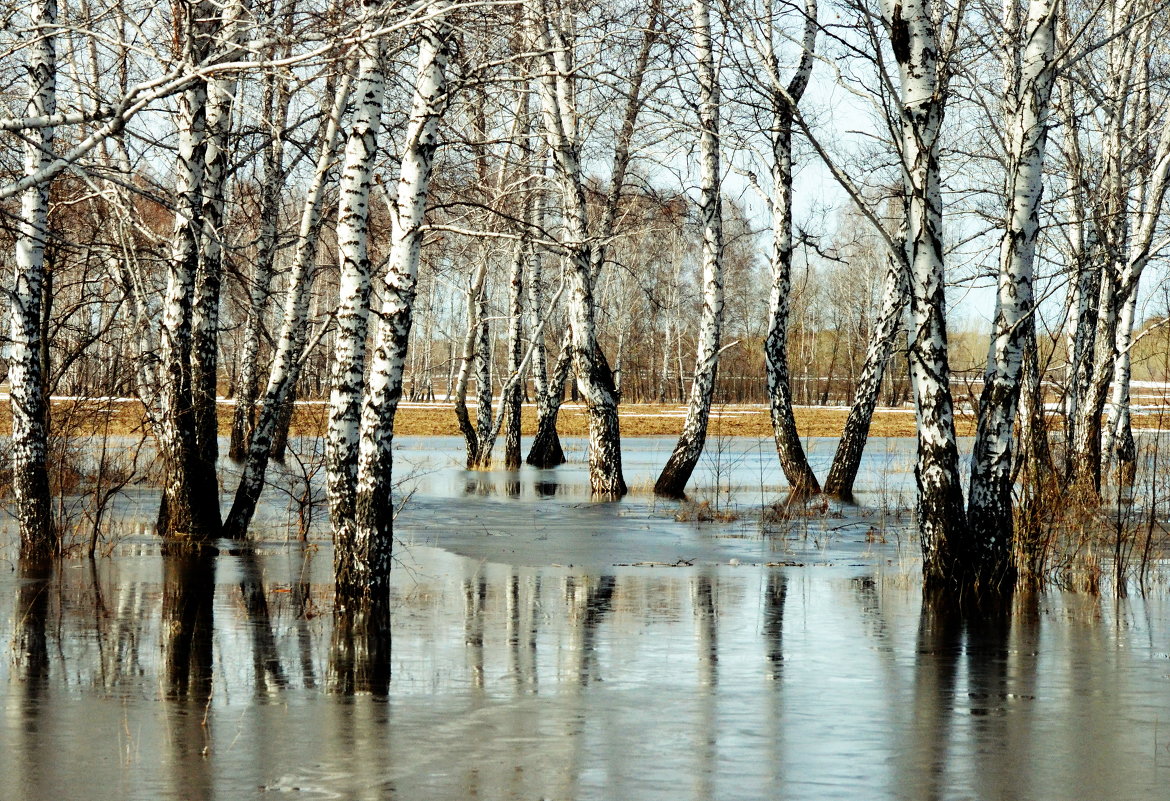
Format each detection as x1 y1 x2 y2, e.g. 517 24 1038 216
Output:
13 556 51 690
764 572 786 680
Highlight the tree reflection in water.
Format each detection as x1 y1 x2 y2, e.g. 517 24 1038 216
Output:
900 590 1039 800
328 598 391 696
161 544 216 702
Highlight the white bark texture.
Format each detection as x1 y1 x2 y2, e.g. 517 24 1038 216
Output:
757 0 820 495
156 0 223 541
504 239 526 470
825 242 908 497
654 0 725 498
327 0 387 587
883 0 968 587
230 43 294 459
349 7 452 606
224 73 352 539
967 0 1060 589
532 0 625 496
10 0 57 556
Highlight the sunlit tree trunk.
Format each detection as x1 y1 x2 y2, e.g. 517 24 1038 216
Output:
224 72 352 539
756 1 820 495
882 0 968 587
452 245 492 466
1105 64 1170 486
327 0 386 582
825 243 908 497
472 280 494 465
967 0 1060 590
156 0 223 541
654 0 724 498
1058 74 1098 467
503 239 526 469
527 330 570 468
524 0 657 475
231 14 295 459
10 0 57 557
348 7 451 608
532 1 625 496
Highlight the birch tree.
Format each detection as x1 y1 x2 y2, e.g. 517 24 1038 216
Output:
654 0 726 498
345 2 453 608
224 71 353 539
326 0 388 578
10 0 58 557
155 0 225 540
882 0 969 587
531 0 626 496
738 0 823 494
1069 3 1170 490
229 0 297 459
824 233 909 497
523 0 660 472
966 0 1061 590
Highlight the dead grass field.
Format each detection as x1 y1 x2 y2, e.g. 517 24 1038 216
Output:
0 398 989 439
11 397 1170 440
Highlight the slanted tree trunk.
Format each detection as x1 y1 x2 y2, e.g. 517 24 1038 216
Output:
522 0 657 481
230 25 294 459
755 1 820 495
472 285 494 464
327 0 386 591
524 157 567 468
224 72 352 539
883 0 968 588
527 330 570 468
967 0 1060 592
825 243 908 497
156 0 223 542
654 0 724 498
532 4 625 496
349 6 451 609
1057 69 1096 465
10 0 56 558
503 239 525 469
452 249 492 467
1105 81 1170 486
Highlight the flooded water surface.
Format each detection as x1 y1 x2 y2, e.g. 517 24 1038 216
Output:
3 437 1170 800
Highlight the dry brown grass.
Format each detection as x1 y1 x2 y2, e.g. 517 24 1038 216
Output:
0 399 976 439
274 401 977 438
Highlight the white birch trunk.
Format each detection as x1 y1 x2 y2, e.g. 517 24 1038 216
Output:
224 72 352 539
756 0 820 495
349 7 451 606
525 161 567 468
10 0 56 557
453 251 491 466
230 39 294 458
532 2 625 496
654 0 724 498
157 0 223 541
327 0 386 586
883 0 968 587
967 0 1060 588
825 242 908 497
504 238 526 470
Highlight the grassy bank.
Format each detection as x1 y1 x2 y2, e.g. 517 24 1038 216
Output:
5 398 963 439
